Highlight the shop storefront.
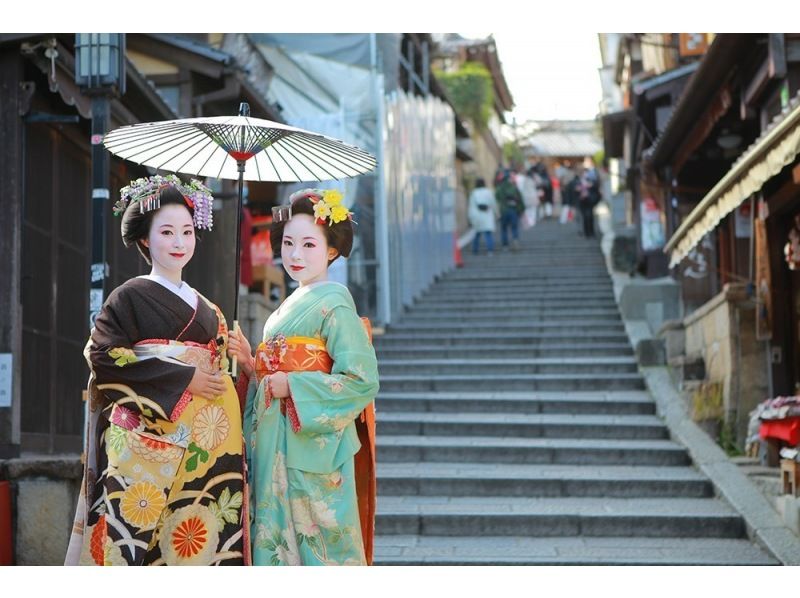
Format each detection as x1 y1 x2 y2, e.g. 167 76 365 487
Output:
665 94 800 458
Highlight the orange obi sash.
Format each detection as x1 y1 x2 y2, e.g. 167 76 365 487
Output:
253 332 377 565
254 335 331 379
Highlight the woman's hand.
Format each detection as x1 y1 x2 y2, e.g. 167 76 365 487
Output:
268 371 290 398
227 328 254 377
187 368 226 400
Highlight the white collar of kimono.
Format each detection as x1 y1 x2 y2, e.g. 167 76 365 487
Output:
138 274 198 309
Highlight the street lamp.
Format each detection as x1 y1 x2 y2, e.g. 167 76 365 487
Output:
74 34 126 330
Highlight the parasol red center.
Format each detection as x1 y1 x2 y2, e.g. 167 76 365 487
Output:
228 150 256 162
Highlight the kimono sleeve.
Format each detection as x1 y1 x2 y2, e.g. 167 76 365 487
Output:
88 290 195 422
285 303 379 435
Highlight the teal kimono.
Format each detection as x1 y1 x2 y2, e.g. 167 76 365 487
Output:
243 281 379 565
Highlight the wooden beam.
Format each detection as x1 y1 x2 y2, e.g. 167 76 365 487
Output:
127 35 226 79
769 33 787 78
743 57 771 108
0 49 23 457
786 39 800 62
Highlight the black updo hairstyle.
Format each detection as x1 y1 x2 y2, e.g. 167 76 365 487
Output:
270 190 354 265
120 185 200 265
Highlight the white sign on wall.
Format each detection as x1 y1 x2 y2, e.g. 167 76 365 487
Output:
0 354 11 408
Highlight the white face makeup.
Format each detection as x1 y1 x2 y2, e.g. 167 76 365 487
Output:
281 213 338 287
142 203 196 285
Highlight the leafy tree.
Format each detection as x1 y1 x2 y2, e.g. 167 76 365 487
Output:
504 140 525 171
435 62 495 130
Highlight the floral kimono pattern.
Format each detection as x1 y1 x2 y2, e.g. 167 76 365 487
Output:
243 281 379 565
65 278 248 566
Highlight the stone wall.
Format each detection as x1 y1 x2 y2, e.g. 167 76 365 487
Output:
0 456 82 565
683 283 769 447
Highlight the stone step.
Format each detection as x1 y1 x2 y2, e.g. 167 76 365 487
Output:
378 357 639 375
417 293 616 304
424 284 614 295
375 344 634 359
377 412 666 439
375 391 654 415
386 321 627 334
400 306 620 324
374 332 631 346
377 463 712 498
375 496 745 538
373 536 777 565
407 292 617 311
379 373 646 392
441 273 612 283
377 435 688 466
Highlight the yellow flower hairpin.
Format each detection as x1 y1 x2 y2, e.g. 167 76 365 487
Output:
312 189 354 226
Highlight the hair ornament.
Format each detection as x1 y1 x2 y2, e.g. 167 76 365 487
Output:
114 174 214 231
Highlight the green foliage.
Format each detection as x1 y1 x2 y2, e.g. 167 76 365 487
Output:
690 381 724 421
504 141 525 171
718 420 744 457
593 149 605 169
436 62 495 130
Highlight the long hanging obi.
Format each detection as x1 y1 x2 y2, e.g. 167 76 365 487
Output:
65 279 247 566
252 327 377 565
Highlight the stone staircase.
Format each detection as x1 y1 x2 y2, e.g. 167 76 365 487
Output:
371 220 776 565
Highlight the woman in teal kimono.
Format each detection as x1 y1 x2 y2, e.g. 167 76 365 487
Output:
228 188 379 566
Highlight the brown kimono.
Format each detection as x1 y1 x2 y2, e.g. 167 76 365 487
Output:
65 278 248 566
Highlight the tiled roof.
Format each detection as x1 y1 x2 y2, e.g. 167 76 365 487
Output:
522 125 603 158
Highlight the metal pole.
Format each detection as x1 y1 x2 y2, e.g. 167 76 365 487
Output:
233 165 244 323
88 95 110 331
371 34 392 325
229 162 245 380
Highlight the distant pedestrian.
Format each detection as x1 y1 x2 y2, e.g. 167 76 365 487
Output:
529 160 553 219
468 177 499 255
560 168 580 226
495 169 525 251
578 156 602 238
514 166 539 229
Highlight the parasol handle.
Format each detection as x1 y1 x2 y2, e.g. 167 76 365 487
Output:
229 319 239 379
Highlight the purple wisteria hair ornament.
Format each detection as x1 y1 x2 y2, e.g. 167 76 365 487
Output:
114 174 215 230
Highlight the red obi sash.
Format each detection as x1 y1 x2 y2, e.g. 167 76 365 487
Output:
253 331 377 566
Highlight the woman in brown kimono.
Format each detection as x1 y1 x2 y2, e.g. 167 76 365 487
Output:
65 175 248 566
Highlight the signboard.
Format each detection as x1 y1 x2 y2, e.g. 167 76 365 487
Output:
641 197 665 251
755 202 772 341
0 354 11 408
735 202 752 238
679 33 709 57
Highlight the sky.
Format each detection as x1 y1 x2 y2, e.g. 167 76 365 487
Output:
465 32 605 124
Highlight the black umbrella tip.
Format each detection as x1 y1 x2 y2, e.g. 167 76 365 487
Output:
238 102 250 117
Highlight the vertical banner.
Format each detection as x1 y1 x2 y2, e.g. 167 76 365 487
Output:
735 202 752 238
640 197 665 251
0 354 11 408
755 200 772 340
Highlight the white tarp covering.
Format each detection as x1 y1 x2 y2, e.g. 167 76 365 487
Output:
383 90 457 312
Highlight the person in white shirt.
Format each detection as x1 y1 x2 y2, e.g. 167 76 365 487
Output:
467 177 499 255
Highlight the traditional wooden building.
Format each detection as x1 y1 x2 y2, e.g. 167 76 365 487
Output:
604 33 800 451
0 33 283 457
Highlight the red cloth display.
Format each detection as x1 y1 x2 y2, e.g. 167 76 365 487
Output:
240 206 254 287
760 417 800 445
